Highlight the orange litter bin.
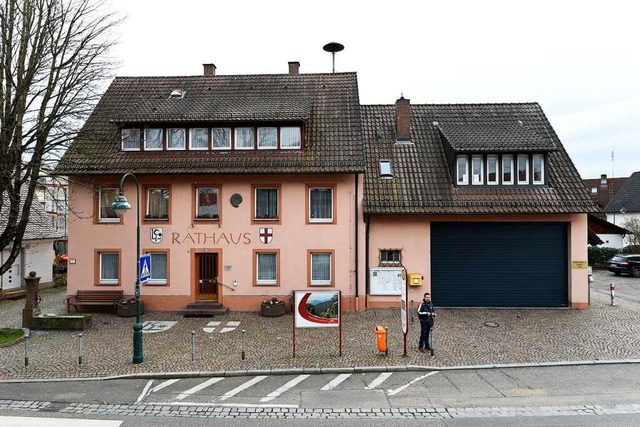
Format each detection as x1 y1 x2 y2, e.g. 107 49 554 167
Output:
375 325 387 354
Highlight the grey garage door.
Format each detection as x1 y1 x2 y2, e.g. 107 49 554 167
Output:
431 222 568 307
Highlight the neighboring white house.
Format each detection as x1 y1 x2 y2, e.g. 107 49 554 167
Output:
604 171 640 246
1 188 66 292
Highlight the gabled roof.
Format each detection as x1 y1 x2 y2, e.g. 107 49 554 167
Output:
0 187 65 246
604 171 640 213
362 102 598 215
582 175 627 211
55 73 365 175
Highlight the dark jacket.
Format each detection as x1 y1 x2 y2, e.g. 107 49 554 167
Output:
417 300 435 323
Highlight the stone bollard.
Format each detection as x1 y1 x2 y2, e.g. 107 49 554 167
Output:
22 272 41 328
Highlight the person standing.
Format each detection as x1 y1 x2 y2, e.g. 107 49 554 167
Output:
417 292 435 352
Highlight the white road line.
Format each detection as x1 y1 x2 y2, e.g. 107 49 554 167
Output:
365 372 393 390
149 402 299 409
387 371 438 396
0 417 122 426
151 378 181 393
175 378 224 401
219 375 268 401
259 374 310 402
136 380 154 403
320 373 352 391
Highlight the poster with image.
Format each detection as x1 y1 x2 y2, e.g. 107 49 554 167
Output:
294 290 340 328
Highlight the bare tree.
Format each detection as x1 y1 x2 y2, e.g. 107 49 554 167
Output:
0 0 119 276
621 218 640 247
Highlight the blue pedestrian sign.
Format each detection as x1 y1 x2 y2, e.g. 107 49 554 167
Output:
139 254 151 284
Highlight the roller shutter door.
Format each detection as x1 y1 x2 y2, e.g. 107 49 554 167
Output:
431 222 568 307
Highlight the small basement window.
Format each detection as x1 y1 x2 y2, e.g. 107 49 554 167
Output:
379 160 393 178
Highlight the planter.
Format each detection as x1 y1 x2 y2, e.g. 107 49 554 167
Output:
261 302 285 317
117 301 144 317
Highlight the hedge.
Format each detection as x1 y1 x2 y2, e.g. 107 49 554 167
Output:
588 245 640 268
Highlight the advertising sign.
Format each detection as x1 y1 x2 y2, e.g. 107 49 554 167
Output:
294 290 340 328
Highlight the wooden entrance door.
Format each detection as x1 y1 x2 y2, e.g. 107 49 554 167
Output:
196 253 218 301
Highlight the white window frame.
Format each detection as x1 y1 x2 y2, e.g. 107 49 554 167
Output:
257 127 277 149
167 128 186 150
98 188 120 223
144 128 163 151
456 155 469 185
189 128 209 150
254 187 279 220
99 252 119 285
532 154 545 185
235 127 255 150
310 252 332 286
280 126 301 149
211 128 231 150
472 155 483 185
487 155 499 185
195 186 220 220
517 154 530 185
308 187 334 223
121 129 140 151
146 251 168 285
379 160 392 178
256 252 278 285
146 187 170 220
502 155 514 185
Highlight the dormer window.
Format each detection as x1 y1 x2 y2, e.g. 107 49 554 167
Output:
502 155 514 185
456 153 545 187
487 155 499 185
456 155 468 185
379 160 392 178
532 154 544 184
144 128 163 150
472 155 483 185
122 129 140 151
517 155 529 184
258 127 277 149
235 127 255 150
281 127 301 149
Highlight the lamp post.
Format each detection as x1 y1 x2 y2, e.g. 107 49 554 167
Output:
111 173 143 364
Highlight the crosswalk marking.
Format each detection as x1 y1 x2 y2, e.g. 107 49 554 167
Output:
320 373 351 391
136 380 154 403
176 378 224 401
260 374 310 402
387 371 438 396
151 379 180 393
365 372 393 390
219 375 268 401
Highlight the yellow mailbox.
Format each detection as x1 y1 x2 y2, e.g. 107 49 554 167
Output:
408 273 423 287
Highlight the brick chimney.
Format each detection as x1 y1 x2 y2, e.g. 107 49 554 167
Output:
597 173 609 208
288 61 300 75
203 63 216 76
395 96 411 142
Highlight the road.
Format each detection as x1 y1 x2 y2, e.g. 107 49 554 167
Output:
591 268 640 302
1 364 640 425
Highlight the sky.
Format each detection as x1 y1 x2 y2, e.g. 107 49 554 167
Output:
107 0 639 180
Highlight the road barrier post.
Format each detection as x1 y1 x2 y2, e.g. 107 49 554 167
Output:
191 331 196 362
241 329 246 360
610 283 616 306
78 333 83 365
24 334 29 367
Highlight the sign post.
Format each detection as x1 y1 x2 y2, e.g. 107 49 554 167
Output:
293 290 341 358
401 276 408 356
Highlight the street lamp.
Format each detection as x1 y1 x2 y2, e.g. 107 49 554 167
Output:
111 173 143 364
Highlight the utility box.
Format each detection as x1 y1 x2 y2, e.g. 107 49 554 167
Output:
369 267 406 295
408 274 423 287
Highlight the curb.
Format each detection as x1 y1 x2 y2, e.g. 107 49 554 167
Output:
2 358 639 384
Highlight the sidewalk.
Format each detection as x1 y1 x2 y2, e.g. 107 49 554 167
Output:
1 284 640 381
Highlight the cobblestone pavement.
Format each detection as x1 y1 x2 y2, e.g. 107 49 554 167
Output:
1 277 640 381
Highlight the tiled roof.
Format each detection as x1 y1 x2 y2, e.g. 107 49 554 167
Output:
0 187 65 245
438 121 556 152
55 73 365 175
362 103 598 215
604 171 640 213
582 176 628 211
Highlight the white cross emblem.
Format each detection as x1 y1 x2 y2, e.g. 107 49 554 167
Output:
203 321 241 333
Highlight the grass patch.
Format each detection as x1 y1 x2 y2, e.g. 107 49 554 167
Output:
0 328 24 344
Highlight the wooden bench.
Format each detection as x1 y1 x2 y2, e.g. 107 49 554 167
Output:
66 290 123 314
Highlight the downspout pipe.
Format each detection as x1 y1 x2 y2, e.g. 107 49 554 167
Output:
354 173 359 301
365 213 370 297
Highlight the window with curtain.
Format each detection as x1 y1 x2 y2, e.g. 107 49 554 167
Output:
144 128 163 150
255 187 278 220
196 187 219 219
309 187 333 222
146 188 170 219
212 128 231 149
472 155 483 185
121 129 140 150
258 127 277 149
167 128 185 150
99 188 119 222
148 252 167 285
256 252 277 285
99 252 119 285
235 127 254 149
310 252 332 286
280 127 301 149
189 128 208 150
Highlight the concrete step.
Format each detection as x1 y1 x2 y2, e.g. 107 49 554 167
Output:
181 303 228 317
185 302 223 310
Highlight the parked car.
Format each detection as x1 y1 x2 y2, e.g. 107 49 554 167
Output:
607 254 640 278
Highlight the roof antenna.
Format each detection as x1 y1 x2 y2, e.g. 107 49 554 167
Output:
323 42 344 73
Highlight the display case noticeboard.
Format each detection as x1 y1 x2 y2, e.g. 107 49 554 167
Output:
369 267 406 296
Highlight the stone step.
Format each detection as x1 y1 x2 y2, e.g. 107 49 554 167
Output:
185 302 223 310
181 306 229 317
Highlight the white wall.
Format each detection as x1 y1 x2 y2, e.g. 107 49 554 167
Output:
1 240 54 290
605 212 640 246
596 234 625 249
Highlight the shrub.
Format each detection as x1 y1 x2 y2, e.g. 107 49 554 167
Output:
589 245 640 268
0 328 24 344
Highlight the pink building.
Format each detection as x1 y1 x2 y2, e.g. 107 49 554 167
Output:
55 63 597 313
